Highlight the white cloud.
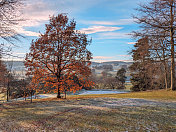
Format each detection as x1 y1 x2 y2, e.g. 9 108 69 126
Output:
16 0 55 36
92 55 132 62
117 55 131 57
93 56 115 62
93 59 133 63
93 56 114 59
127 42 136 45
18 0 112 36
12 52 26 57
16 27 40 37
21 1 55 27
2 52 26 61
19 0 134 37
96 32 130 39
15 52 26 55
81 19 135 25
80 26 122 34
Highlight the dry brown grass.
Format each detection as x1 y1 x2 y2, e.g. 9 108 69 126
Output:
0 90 176 131
68 89 176 101
0 93 5 102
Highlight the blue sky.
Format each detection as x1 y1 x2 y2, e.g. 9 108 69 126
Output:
6 0 148 62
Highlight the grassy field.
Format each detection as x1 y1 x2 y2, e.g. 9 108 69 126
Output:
0 90 176 131
70 89 176 101
0 93 5 102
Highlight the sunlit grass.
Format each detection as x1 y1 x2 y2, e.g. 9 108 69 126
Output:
67 89 176 101
0 95 176 131
125 82 132 90
0 93 5 102
0 90 176 131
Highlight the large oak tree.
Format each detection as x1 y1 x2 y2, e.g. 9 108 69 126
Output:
25 14 93 98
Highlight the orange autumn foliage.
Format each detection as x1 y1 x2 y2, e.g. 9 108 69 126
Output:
25 14 93 98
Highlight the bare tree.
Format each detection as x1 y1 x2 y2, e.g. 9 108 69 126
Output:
0 0 23 42
5 60 14 101
133 0 176 90
150 31 170 90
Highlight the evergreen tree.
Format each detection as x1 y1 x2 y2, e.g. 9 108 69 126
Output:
116 68 126 89
130 37 153 91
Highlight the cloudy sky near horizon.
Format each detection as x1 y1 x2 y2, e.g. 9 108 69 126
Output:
6 0 148 62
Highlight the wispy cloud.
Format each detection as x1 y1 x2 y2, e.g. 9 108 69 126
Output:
93 56 114 59
80 26 122 34
127 42 136 45
93 56 116 62
117 55 131 57
93 59 133 63
15 52 26 55
81 18 135 25
22 1 55 26
17 0 55 36
2 52 26 61
16 27 40 37
19 0 113 36
96 32 130 39
19 1 135 36
93 55 132 62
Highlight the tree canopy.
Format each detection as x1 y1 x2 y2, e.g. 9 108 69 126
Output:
25 14 93 98
131 0 176 90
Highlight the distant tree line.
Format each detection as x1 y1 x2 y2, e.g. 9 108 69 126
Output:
92 65 113 71
91 68 127 90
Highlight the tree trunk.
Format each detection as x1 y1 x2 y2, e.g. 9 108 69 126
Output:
65 90 66 99
6 80 9 102
170 38 175 90
6 89 9 102
57 84 61 98
30 90 32 103
24 92 26 101
163 62 168 90
57 90 61 98
164 71 168 90
170 1 176 90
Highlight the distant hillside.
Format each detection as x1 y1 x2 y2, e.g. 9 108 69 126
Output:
3 61 25 71
3 60 132 82
91 61 132 82
3 60 133 73
92 61 132 66
91 61 132 71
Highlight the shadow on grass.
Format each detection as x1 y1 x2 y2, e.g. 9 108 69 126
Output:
0 98 176 131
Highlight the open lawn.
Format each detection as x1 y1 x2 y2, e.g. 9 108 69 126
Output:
0 90 176 131
0 93 5 102
71 89 176 101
